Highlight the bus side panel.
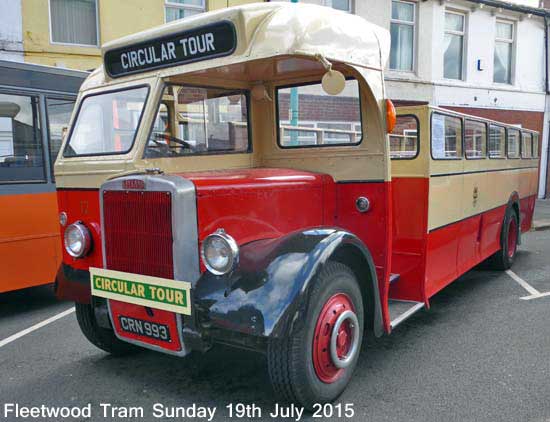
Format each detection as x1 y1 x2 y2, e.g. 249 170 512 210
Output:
334 181 392 332
389 177 428 302
520 194 536 233
425 223 460 298
0 192 60 293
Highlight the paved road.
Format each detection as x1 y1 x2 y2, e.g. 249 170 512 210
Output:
1 229 549 422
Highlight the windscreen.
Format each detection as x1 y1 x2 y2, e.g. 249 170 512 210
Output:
64 86 148 157
144 85 249 158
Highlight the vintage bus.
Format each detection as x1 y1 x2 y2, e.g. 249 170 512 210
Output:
0 60 87 293
53 3 539 407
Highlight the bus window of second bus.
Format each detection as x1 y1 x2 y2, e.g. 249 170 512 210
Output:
488 125 506 158
521 132 532 158
390 115 418 159
464 119 486 159
0 93 44 183
507 129 520 158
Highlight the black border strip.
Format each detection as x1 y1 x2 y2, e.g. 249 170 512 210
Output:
431 165 539 178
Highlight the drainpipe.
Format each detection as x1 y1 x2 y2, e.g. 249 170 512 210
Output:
543 15 550 198
289 0 299 145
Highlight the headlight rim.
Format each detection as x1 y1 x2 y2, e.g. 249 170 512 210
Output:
201 229 239 276
64 221 92 258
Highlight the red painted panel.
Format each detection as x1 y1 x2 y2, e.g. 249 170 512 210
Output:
334 182 392 332
181 168 329 246
56 189 102 271
390 177 429 302
425 223 460 298
520 194 536 233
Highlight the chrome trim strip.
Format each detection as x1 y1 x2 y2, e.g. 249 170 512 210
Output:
99 174 200 357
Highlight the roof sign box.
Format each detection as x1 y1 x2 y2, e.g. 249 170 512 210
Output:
104 21 237 78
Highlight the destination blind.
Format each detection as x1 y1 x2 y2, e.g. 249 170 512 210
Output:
104 21 237 77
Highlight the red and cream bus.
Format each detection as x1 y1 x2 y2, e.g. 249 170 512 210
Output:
0 60 86 293
54 3 539 408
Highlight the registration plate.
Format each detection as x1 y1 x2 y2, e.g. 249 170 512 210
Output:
118 316 171 342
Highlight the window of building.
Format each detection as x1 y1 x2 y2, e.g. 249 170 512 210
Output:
488 124 506 158
390 115 419 159
390 1 415 71
145 85 250 158
464 119 486 159
444 11 465 80
507 128 520 158
165 0 205 22
50 0 98 46
277 80 361 148
46 98 76 175
431 113 462 159
0 93 45 183
324 0 353 12
521 131 532 158
494 20 514 84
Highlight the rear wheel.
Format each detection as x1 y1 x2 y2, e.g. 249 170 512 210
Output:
267 261 364 409
75 302 138 356
486 207 519 270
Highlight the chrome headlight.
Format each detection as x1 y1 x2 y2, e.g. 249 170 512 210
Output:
201 229 239 275
64 222 92 258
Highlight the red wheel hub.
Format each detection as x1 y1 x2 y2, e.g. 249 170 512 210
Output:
508 217 518 258
312 293 357 384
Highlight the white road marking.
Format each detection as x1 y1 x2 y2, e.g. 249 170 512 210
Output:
520 292 550 301
0 307 75 349
505 270 541 296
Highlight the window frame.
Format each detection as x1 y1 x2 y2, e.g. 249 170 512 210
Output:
48 0 100 48
533 132 540 158
62 84 151 158
488 123 507 159
164 0 206 23
324 0 353 13
390 113 420 160
44 95 77 180
430 111 464 161
389 0 417 72
521 131 533 159
493 19 515 85
443 10 466 81
464 118 487 160
143 82 253 158
506 127 521 159
0 90 47 185
275 78 364 150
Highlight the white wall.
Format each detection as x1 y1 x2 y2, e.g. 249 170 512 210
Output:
0 0 24 62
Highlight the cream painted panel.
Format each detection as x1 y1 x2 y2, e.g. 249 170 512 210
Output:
428 174 463 231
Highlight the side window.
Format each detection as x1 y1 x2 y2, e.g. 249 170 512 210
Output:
521 132 532 158
507 128 520 158
390 115 418 159
0 93 44 183
533 133 539 158
46 98 76 169
464 119 486 159
277 79 361 148
488 125 506 158
431 113 462 159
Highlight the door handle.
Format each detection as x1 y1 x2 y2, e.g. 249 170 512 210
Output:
473 187 479 204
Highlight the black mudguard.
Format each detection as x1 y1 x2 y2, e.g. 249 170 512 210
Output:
193 228 383 339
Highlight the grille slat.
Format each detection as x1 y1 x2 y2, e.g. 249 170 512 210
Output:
103 191 174 279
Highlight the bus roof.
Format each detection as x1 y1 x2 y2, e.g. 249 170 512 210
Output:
97 2 389 84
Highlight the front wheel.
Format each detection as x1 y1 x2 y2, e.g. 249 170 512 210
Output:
75 302 138 356
486 207 519 270
267 261 364 410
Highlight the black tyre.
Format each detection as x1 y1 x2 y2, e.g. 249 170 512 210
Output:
486 207 519 270
75 303 138 356
267 261 364 410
